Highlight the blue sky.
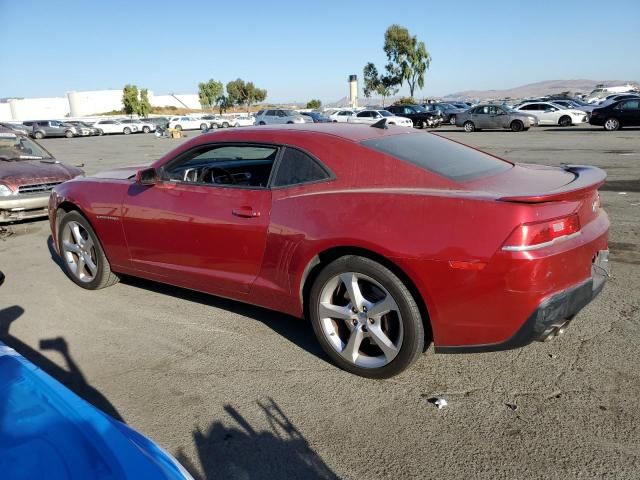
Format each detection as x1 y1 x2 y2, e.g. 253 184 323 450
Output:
1 0 639 102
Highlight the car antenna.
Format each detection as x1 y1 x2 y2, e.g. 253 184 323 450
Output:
371 118 388 129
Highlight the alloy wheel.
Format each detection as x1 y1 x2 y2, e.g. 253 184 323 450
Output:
604 118 619 131
61 221 98 283
318 272 403 368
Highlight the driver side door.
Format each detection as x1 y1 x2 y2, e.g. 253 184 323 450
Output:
122 143 276 296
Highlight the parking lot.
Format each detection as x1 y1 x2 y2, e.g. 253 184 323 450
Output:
1 125 639 479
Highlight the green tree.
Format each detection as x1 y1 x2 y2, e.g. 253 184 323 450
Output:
226 79 267 113
122 84 140 116
138 88 151 118
383 24 431 98
198 79 224 111
395 96 416 105
362 62 399 107
306 99 322 109
216 95 233 115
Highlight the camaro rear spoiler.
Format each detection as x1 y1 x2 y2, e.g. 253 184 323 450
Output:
498 165 607 203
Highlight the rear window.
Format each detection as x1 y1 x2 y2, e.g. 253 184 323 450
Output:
361 133 512 182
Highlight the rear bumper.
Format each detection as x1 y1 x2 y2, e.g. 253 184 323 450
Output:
435 249 609 353
0 194 50 223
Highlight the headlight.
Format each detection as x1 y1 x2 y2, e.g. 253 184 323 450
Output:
0 184 15 197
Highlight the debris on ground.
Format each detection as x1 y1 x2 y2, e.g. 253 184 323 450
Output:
426 397 448 409
546 390 562 400
505 402 518 411
0 226 14 240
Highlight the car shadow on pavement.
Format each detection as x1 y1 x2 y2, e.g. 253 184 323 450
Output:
0 305 125 422
47 235 65 270
121 276 331 366
174 398 338 480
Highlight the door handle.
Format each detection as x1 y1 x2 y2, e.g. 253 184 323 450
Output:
232 207 260 218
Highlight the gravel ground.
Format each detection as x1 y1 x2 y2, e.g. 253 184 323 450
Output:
1 125 639 479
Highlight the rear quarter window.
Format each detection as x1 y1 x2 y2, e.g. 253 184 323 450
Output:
361 133 512 182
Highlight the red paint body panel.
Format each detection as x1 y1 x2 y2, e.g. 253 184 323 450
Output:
49 125 610 348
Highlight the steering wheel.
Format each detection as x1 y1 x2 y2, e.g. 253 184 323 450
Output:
199 166 237 185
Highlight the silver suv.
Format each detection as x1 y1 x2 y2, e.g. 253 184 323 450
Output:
25 120 78 139
255 109 310 125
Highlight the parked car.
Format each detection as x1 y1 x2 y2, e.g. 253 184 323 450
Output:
422 103 465 125
301 111 332 123
23 120 78 139
549 99 595 114
0 129 84 222
346 109 413 127
168 116 209 131
49 124 609 378
254 109 308 125
119 118 156 133
447 102 472 110
513 102 588 126
231 115 256 127
386 105 443 128
91 119 138 135
455 104 537 132
0 122 31 135
0 271 193 480
597 93 640 108
65 121 100 136
328 109 356 123
201 115 231 128
141 117 170 128
589 98 640 131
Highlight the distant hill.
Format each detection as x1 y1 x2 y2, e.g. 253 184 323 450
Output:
442 79 639 100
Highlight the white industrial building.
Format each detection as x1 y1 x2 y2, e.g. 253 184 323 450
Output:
0 90 201 121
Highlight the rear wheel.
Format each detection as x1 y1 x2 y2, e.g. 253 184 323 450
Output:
258 121 266 125
34 131 44 139
309 256 425 379
142 126 151 133
604 118 620 131
463 121 475 132
510 120 524 132
222 121 230 128
64 130 74 138
97 129 104 136
123 127 131 135
449 115 456 125
174 125 182 131
58 211 119 290
200 123 208 130
559 115 572 127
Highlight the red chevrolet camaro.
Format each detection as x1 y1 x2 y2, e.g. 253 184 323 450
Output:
49 123 609 378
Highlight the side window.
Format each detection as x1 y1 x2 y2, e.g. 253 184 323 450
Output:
272 147 331 187
622 100 640 110
256 110 264 116
265 110 275 116
521 105 535 111
356 111 369 117
164 144 279 188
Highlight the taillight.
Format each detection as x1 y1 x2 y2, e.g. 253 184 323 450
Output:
502 214 581 251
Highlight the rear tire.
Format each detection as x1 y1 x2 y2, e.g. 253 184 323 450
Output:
510 120 524 132
142 126 151 133
463 121 475 132
309 255 425 379
258 121 266 125
449 115 456 125
65 130 74 138
222 122 229 128
174 125 182 131
200 123 208 130
57 210 119 290
123 127 131 135
34 131 44 139
559 115 572 127
604 118 620 131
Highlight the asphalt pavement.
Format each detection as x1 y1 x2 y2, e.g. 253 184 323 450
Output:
1 124 639 479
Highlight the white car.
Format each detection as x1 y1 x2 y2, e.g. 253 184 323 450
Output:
168 116 209 131
91 119 138 135
119 119 156 133
346 109 414 127
231 116 255 127
513 102 588 127
328 109 355 123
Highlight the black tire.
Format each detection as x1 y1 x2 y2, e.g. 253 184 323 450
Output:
142 126 151 133
449 115 456 125
210 123 219 129
174 125 182 131
34 131 44 139
64 130 74 138
604 117 620 131
200 123 208 130
463 121 475 132
420 120 427 129
309 255 425 379
222 122 229 128
258 121 266 125
123 127 131 135
510 120 524 132
558 115 572 127
287 121 294 124
57 210 119 290
97 129 104 136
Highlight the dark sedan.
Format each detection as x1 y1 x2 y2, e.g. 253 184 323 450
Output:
589 99 640 131
385 104 442 128
301 111 331 123
422 103 466 125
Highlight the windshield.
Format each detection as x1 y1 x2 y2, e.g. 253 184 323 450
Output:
411 105 427 112
282 110 298 116
378 110 393 117
0 134 54 160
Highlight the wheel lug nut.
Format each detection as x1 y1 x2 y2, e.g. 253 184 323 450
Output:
362 306 367 313
352 307 358 313
352 319 357 326
369 318 374 324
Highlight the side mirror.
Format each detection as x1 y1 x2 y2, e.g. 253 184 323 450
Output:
135 167 158 186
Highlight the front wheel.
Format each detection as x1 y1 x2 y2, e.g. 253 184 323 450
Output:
258 121 266 125
58 210 119 290
142 126 151 133
558 115 572 127
97 129 104 136
309 256 425 379
449 115 456 125
222 122 229 128
65 130 74 138
510 120 524 132
34 131 44 139
463 121 475 132
174 125 182 131
123 127 131 135
604 118 620 131
200 123 208 130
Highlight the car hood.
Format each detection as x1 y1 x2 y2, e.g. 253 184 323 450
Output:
92 164 149 180
0 160 83 188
